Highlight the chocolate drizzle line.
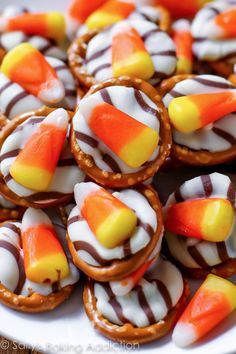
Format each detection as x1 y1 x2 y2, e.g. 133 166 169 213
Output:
5 91 29 117
134 89 158 116
68 215 84 226
200 175 213 197
0 240 25 295
142 28 161 42
134 285 156 325
102 283 129 323
212 127 236 146
0 81 14 95
86 45 111 63
73 241 109 266
3 223 20 235
150 50 176 57
123 239 131 258
188 244 209 268
227 183 236 204
75 131 98 148
100 88 114 106
152 279 172 310
102 154 121 173
174 188 184 203
91 63 111 77
193 77 235 89
216 242 229 262
0 148 21 162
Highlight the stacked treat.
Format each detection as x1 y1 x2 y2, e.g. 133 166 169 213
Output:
1 0 236 348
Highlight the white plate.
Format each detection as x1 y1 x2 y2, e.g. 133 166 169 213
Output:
0 1 236 353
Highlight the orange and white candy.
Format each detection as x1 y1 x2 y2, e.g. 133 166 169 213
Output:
1 43 65 105
173 274 236 347
0 11 65 42
165 198 235 242
168 90 236 133
10 108 68 192
173 20 193 74
74 182 137 249
22 208 69 283
155 0 212 18
67 0 107 24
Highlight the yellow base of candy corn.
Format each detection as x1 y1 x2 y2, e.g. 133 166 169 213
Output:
96 208 137 249
10 162 53 191
86 12 123 29
47 12 66 42
112 52 155 81
168 96 201 133
202 199 234 242
204 274 236 310
119 127 159 168
26 253 69 283
1 43 37 78
176 57 192 75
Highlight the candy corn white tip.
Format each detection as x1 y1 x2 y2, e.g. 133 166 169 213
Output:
44 108 69 129
22 208 51 231
172 322 197 348
39 79 65 104
74 182 100 208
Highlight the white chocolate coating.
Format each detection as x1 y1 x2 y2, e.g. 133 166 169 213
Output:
94 257 183 327
67 188 159 267
164 173 236 269
84 19 176 84
192 0 236 61
73 85 160 174
163 74 236 152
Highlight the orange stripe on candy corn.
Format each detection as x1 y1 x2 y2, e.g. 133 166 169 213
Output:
155 0 211 18
9 108 68 191
165 198 235 242
75 182 137 249
1 43 65 104
88 102 159 168
168 91 236 133
172 274 236 347
2 12 65 42
173 25 193 74
85 1 136 29
68 0 107 23
112 26 155 80
214 6 236 39
22 208 69 283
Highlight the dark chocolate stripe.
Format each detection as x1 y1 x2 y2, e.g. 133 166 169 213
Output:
0 148 21 162
0 81 14 95
152 71 168 80
227 182 236 204
194 37 207 43
207 6 221 15
86 45 111 63
5 91 29 117
142 28 161 42
188 245 209 268
138 220 154 237
57 158 77 167
168 89 184 98
201 175 213 197
102 154 121 173
102 283 129 323
100 88 113 105
52 281 61 293
152 279 172 310
14 117 45 133
193 77 235 89
212 127 236 146
75 131 98 148
216 242 229 262
174 188 184 202
150 50 176 57
40 42 54 54
134 89 158 116
2 223 20 235
0 240 25 295
136 10 152 22
68 215 83 226
3 174 13 183
65 89 76 97
73 240 108 266
54 65 68 71
135 285 156 325
123 239 131 257
91 63 111 77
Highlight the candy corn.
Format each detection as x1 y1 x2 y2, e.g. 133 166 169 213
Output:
74 182 137 249
110 258 154 296
88 102 159 168
173 20 193 74
155 0 212 18
168 91 236 133
112 25 155 80
1 43 65 104
68 0 107 24
165 198 235 242
172 274 236 347
22 208 69 283
85 1 135 30
0 12 65 42
213 6 236 39
10 109 68 191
